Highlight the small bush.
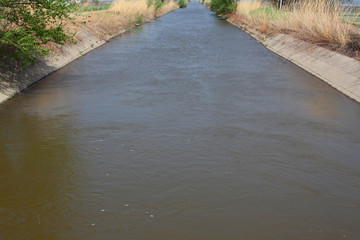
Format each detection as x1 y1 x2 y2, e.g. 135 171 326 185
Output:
178 0 187 8
147 0 153 7
154 0 165 10
210 0 236 15
135 14 144 24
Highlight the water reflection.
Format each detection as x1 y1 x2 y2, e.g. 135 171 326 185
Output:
0 104 80 240
294 73 343 119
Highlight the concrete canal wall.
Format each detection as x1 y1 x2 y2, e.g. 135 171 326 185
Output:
264 34 360 103
0 28 126 104
228 20 360 103
0 3 179 105
1 8 359 104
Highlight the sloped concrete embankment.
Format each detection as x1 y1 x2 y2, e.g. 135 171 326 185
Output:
0 1 180 105
0 28 126 104
228 20 360 103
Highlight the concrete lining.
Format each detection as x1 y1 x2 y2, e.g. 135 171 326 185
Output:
1 12 359 104
0 28 125 104
228 20 360 103
0 7 180 105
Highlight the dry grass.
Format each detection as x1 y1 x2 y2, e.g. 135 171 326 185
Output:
233 0 360 49
202 0 212 7
236 1 261 17
157 1 179 16
1 0 178 71
68 0 178 39
108 0 155 20
235 1 274 33
108 0 178 19
43 0 178 54
279 0 355 47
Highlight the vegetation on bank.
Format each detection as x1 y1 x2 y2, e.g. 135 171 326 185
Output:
75 3 112 12
0 0 74 66
79 0 178 37
209 0 235 15
178 0 188 8
0 0 179 67
205 0 360 59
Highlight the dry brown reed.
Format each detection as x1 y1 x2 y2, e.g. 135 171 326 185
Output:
157 1 179 16
68 0 178 40
234 0 359 48
280 0 355 47
108 0 155 20
235 1 273 33
236 1 261 18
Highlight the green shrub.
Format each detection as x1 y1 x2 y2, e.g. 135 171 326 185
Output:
135 14 144 25
154 0 165 10
210 0 236 15
147 0 153 8
0 0 74 66
178 0 187 8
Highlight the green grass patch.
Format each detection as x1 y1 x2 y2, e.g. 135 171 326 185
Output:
78 3 111 12
341 12 360 25
249 6 288 21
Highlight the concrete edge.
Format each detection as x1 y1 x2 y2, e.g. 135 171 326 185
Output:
0 7 179 105
227 19 360 103
0 29 127 105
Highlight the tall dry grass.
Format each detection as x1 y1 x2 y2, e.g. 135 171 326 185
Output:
108 0 178 18
157 1 179 16
236 1 261 16
108 0 155 20
234 0 359 48
279 0 355 47
202 0 212 7
72 0 178 38
235 1 273 33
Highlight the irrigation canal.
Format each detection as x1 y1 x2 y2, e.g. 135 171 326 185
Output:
1 2 360 239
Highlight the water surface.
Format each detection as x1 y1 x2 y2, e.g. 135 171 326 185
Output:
1 3 360 240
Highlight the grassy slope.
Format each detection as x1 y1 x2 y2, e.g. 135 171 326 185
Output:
229 0 360 60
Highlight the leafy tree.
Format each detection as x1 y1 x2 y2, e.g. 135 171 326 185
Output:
210 0 236 15
0 0 74 66
178 0 187 8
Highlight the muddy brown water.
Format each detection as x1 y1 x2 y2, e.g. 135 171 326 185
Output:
1 3 360 240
